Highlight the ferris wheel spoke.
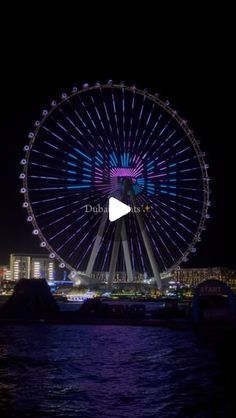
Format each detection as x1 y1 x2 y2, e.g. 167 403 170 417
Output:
156 199 198 224
51 111 109 173
136 102 156 152
42 125 65 143
58 108 86 138
33 142 113 190
56 216 100 258
148 128 179 160
154 135 186 161
41 125 93 164
63 100 95 149
148 216 181 265
66 98 111 162
137 195 192 256
150 136 188 161
101 236 113 272
99 89 119 155
133 94 146 142
113 88 126 152
30 186 69 191
129 199 168 270
34 200 82 217
132 217 146 273
130 94 146 156
137 195 188 256
90 95 113 151
31 147 65 163
65 215 99 252
168 192 204 204
41 140 65 154
167 185 203 194
76 237 98 270
156 155 199 170
46 208 99 242
127 91 136 151
67 226 95 261
43 121 91 157
168 198 203 215
151 224 176 264
77 95 111 158
96 225 117 272
56 110 96 155
34 192 100 217
128 91 138 155
153 207 190 248
30 159 67 175
128 215 135 271
121 88 126 149
129 215 142 272
144 220 169 270
128 216 137 271
111 89 122 147
151 192 203 220
31 146 69 166
151 200 194 235
138 111 164 155
40 208 80 231
49 116 79 146
42 211 73 230
69 99 98 142
159 119 172 138
32 190 104 206
145 223 172 269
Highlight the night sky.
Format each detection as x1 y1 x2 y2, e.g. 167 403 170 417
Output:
0 8 235 268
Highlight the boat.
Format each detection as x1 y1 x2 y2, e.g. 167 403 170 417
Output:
66 291 97 303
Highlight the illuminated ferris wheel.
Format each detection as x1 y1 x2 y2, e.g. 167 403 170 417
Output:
20 81 210 288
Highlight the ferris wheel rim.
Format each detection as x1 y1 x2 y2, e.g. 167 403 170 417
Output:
20 81 210 274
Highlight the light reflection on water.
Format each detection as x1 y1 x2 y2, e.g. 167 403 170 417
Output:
0 325 232 417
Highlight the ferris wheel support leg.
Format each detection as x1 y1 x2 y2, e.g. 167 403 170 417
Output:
108 219 122 290
138 224 162 290
131 195 162 290
121 220 133 282
85 212 108 277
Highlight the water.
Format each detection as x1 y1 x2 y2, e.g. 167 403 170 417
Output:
57 300 166 312
0 325 234 417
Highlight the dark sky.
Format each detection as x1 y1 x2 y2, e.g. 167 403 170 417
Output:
0 7 235 268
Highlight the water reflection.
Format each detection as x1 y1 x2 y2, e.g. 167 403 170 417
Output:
0 325 234 417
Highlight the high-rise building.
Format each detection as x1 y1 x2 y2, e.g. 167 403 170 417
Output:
10 254 55 281
171 267 236 290
0 265 12 280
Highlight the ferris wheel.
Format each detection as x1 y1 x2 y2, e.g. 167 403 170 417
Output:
20 81 210 288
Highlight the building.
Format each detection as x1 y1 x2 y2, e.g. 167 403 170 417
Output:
30 256 54 280
171 267 236 291
10 254 55 281
90 271 149 283
0 265 11 280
